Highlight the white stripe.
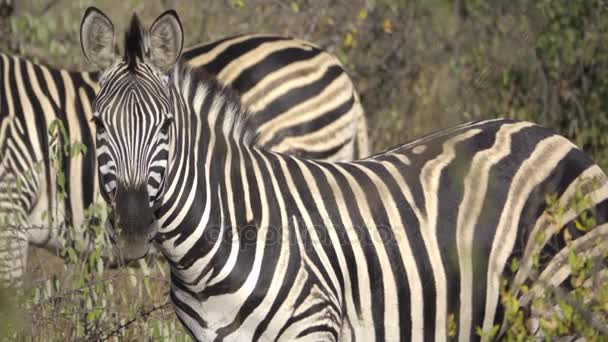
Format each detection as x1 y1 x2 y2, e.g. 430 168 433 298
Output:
420 128 483 342
482 135 575 333
456 122 533 341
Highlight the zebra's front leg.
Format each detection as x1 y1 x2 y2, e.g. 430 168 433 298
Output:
0 222 30 287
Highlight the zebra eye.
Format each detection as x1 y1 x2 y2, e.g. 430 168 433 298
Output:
92 116 106 134
160 117 173 134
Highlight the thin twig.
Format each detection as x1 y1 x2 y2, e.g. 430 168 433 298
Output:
98 301 172 341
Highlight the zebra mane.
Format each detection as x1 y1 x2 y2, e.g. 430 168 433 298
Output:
124 13 145 73
172 62 259 146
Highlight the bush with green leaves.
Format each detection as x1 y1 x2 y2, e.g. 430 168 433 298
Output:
446 0 608 169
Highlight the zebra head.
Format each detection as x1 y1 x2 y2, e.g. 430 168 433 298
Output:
80 7 183 262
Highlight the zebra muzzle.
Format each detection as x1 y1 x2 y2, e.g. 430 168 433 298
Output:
108 183 159 262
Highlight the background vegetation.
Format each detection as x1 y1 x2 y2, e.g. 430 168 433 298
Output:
1 0 607 340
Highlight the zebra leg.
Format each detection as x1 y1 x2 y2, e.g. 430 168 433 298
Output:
0 157 50 286
0 168 30 287
26 175 63 254
0 217 30 287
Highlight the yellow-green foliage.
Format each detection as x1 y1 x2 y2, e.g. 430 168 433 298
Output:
480 179 608 341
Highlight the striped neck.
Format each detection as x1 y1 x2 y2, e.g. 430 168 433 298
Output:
155 65 261 269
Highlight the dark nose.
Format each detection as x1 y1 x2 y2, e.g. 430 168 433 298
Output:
113 183 156 236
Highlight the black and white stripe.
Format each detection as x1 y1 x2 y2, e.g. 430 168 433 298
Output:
0 29 366 284
86 10 608 341
182 34 368 161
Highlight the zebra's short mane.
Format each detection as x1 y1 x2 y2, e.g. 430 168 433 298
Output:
124 14 145 73
172 62 259 146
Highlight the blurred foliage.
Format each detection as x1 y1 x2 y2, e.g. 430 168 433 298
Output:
1 0 608 339
3 0 608 166
449 0 608 170
0 285 22 338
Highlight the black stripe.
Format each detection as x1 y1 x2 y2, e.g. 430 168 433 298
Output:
181 34 247 61
71 71 97 209
0 55 7 119
212 150 285 339
290 139 350 160
19 60 50 205
262 94 355 152
252 201 302 340
157 79 212 243
201 36 289 76
469 125 553 338
170 288 208 330
527 148 597 274
435 122 500 339
203 146 238 281
282 157 341 297
321 161 385 341
252 65 344 126
198 152 260 297
230 46 322 94
306 160 362 314
358 159 425 340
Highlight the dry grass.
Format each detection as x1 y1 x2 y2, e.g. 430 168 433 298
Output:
20 247 181 340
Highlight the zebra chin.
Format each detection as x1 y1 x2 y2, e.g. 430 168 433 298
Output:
105 182 160 263
106 218 159 263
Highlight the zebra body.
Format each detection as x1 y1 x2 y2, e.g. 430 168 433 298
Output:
83 9 608 341
0 33 366 283
0 59 99 282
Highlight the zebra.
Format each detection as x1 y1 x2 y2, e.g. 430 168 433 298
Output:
0 25 367 285
82 8 608 341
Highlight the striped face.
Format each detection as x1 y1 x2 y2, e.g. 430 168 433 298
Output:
92 62 174 262
81 7 183 261
93 63 173 208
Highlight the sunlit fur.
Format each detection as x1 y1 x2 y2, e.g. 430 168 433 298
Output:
94 15 608 341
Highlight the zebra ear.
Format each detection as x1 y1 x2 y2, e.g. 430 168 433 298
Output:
148 10 183 72
80 7 117 69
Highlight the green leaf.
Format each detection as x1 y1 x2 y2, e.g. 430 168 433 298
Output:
510 258 520 273
560 301 574 321
230 0 246 8
358 9 368 20
290 2 299 13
